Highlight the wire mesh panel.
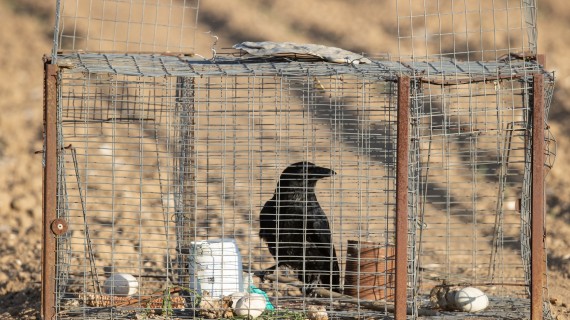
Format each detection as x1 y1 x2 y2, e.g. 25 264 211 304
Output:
53 0 199 57
49 54 410 319
396 0 538 61
410 68 555 318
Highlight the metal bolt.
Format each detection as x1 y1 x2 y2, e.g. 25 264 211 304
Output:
50 219 68 235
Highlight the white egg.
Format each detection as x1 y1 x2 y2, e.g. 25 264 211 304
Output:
229 291 248 308
103 273 139 296
234 293 266 319
454 287 489 312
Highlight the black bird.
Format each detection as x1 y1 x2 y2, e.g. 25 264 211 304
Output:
259 161 340 293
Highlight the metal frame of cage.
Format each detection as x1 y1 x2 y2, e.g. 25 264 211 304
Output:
42 52 553 319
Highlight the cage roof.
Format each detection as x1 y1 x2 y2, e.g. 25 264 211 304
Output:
55 53 548 84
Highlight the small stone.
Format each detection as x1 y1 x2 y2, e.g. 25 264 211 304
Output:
307 305 329 320
0 225 10 233
0 271 9 283
10 194 36 212
0 193 12 214
550 297 558 305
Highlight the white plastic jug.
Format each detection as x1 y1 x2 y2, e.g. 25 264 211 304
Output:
188 238 243 297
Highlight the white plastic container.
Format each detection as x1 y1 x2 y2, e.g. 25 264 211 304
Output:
189 238 243 298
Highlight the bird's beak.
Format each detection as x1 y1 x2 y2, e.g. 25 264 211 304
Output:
313 166 336 177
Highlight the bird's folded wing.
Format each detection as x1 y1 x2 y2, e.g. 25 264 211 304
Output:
309 217 338 258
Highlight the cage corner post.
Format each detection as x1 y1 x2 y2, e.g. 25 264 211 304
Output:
395 75 411 319
174 76 196 295
41 59 59 320
531 73 545 320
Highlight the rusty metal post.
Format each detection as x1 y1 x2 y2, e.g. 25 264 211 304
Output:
395 75 410 320
42 60 58 319
531 73 545 320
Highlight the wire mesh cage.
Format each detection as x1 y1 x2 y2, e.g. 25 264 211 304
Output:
43 53 555 319
42 0 556 319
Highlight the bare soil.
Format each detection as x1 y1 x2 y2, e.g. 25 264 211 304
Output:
0 0 569 319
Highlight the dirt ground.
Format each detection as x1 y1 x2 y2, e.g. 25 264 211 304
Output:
0 0 569 319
